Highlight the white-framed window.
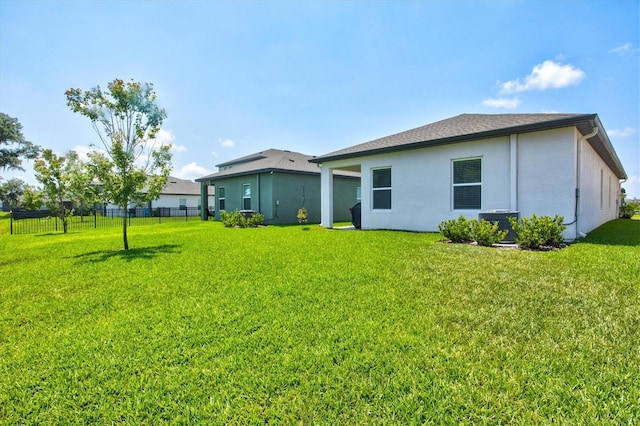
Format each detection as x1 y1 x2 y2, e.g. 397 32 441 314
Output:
372 167 391 210
218 187 226 211
453 158 481 210
356 186 361 200
242 184 251 210
179 198 187 210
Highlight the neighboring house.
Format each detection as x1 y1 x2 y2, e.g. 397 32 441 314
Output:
196 149 360 224
103 176 214 216
310 113 627 240
151 176 214 212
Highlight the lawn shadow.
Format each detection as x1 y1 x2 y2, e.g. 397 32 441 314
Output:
73 244 182 263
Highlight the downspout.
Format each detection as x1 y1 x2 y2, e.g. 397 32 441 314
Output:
570 125 599 239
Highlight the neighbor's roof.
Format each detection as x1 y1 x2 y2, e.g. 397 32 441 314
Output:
310 113 627 179
161 176 213 195
196 149 359 182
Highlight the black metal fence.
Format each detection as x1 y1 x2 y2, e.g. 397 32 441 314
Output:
8 207 212 235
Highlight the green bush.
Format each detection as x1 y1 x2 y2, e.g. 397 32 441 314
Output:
220 210 264 228
438 216 472 243
619 202 638 219
471 218 508 247
508 214 566 249
247 212 265 227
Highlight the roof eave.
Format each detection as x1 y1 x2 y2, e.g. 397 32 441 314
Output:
310 114 599 164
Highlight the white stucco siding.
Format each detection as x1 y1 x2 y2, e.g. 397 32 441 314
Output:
517 128 577 239
356 136 511 232
578 137 620 235
152 194 209 208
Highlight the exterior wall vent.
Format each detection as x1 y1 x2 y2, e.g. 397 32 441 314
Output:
478 210 519 243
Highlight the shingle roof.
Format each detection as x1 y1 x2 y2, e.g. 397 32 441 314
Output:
161 176 204 195
196 149 358 182
309 113 627 179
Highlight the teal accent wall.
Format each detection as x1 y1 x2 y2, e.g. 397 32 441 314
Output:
204 171 360 225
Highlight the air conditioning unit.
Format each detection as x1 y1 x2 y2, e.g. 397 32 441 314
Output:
478 210 519 243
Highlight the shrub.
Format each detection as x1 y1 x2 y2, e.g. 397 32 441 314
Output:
619 202 638 219
508 214 566 249
471 219 508 246
247 212 265 227
221 210 264 228
438 216 472 243
221 210 244 227
297 207 308 223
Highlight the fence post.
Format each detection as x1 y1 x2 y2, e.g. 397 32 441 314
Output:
10 211 13 235
94 210 97 229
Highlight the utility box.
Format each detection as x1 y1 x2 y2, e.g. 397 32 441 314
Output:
478 210 519 243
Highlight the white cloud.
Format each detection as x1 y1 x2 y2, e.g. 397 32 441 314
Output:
481 97 520 109
152 128 175 145
170 144 188 153
610 43 639 54
71 145 97 161
173 162 213 181
500 60 585 94
219 138 235 148
608 127 636 138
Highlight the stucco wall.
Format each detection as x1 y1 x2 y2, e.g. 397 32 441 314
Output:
578 136 620 235
152 194 213 209
212 175 260 221
352 136 511 232
516 128 577 238
321 126 619 239
211 172 359 224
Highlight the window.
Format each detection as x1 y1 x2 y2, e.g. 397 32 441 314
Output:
372 168 391 210
179 198 187 210
242 184 251 210
453 158 481 210
356 186 361 200
218 187 226 211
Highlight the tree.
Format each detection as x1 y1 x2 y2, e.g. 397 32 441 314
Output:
0 113 40 174
0 178 28 208
22 186 43 211
34 149 93 233
65 79 172 249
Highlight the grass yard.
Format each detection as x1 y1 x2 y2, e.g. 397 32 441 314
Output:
1 214 639 424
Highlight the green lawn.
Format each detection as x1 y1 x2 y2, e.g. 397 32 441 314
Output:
1 215 638 424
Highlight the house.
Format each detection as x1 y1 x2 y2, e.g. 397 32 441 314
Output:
152 176 214 213
309 113 627 240
196 149 360 224
102 176 214 216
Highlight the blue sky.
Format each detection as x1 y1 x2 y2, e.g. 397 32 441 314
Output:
1 0 639 197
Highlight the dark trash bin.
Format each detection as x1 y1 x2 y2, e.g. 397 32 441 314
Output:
349 202 361 229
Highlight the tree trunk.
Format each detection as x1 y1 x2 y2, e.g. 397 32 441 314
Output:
122 206 129 250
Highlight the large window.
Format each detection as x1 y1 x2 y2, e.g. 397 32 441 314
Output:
242 184 251 210
218 187 226 211
179 198 187 210
372 167 391 210
453 158 481 210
